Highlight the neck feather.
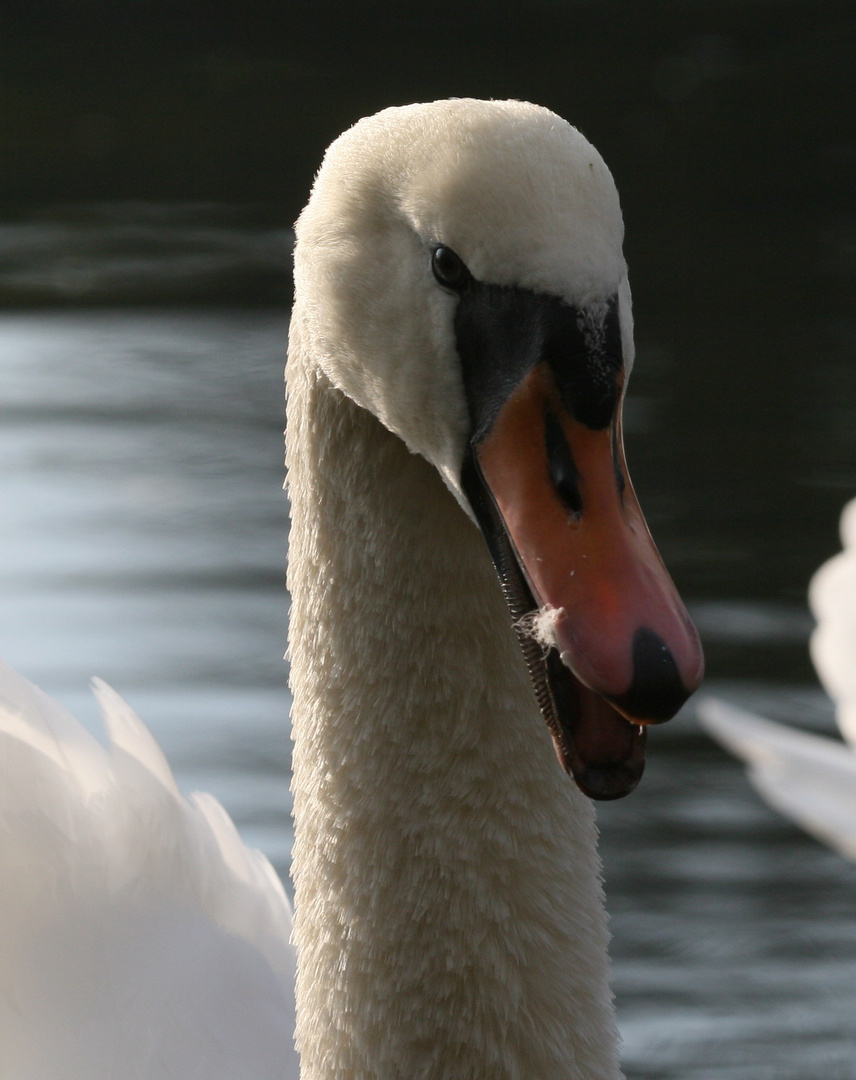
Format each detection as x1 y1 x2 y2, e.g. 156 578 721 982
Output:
286 338 621 1080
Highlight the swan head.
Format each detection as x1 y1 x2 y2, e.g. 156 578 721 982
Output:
293 98 704 799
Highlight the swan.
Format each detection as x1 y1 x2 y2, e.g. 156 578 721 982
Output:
0 99 704 1079
286 98 702 1078
699 496 856 860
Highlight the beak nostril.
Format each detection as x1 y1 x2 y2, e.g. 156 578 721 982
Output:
611 427 626 499
545 408 582 516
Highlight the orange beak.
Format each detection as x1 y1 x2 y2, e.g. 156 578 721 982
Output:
477 362 703 718
463 361 703 798
453 275 703 798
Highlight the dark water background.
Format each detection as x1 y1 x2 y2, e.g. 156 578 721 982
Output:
1 3 855 1076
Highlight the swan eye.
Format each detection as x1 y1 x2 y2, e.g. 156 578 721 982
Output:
431 245 469 290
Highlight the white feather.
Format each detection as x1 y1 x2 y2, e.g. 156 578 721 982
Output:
700 494 856 860
0 659 297 1080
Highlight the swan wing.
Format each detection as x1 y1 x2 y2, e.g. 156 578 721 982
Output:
0 657 298 1080
809 496 856 747
698 697 856 860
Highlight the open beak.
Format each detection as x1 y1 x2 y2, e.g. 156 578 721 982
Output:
458 292 703 799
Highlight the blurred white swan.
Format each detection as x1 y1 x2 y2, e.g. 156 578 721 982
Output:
0 99 704 1080
699 497 856 859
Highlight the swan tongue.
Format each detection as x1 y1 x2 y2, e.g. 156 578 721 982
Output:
506 576 646 799
544 649 646 799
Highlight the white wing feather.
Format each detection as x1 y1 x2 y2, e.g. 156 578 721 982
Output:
700 495 856 862
697 697 856 860
809 498 856 746
0 658 298 1080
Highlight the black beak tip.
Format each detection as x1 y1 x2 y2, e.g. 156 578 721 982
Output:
609 627 692 724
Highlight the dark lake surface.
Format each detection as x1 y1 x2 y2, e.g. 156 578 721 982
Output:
2 3 856 1076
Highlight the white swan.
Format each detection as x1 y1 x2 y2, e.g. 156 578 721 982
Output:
0 99 704 1079
286 98 702 1078
699 497 856 860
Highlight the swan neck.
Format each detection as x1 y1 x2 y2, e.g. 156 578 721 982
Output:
286 344 622 1079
